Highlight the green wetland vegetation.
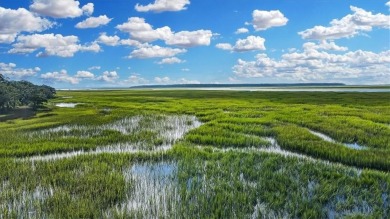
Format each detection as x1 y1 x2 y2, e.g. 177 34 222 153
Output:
0 89 389 218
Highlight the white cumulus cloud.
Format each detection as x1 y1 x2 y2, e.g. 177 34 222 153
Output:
135 0 190 12
116 17 171 42
157 57 184 64
234 36 266 51
232 42 390 83
116 17 214 47
303 41 348 51
0 34 17 44
82 3 94 16
0 62 41 78
0 7 53 44
79 42 101 53
216 36 266 52
235 28 249 34
75 71 95 78
120 39 144 47
299 6 390 40
128 45 186 59
95 33 144 48
41 70 80 84
75 15 111 29
165 30 213 47
252 10 288 31
123 74 149 84
97 71 119 83
96 33 120 46
9 34 100 57
216 43 233 51
154 76 171 83
30 0 92 18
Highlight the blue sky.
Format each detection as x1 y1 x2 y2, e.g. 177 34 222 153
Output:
0 0 389 88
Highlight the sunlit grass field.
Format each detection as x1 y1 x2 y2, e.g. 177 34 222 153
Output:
0 90 389 218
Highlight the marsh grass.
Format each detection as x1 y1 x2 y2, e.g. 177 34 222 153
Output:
173 144 390 218
23 115 201 161
0 90 389 218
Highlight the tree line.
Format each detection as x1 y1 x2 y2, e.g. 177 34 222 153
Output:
0 74 56 113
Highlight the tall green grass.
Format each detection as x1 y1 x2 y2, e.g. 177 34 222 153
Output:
0 89 389 217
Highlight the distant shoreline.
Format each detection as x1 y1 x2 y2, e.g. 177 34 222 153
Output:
129 83 345 89
56 83 390 92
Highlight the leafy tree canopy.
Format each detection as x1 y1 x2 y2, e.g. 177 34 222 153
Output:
0 74 56 112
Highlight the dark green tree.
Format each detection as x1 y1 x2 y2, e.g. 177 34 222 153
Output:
0 74 56 112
